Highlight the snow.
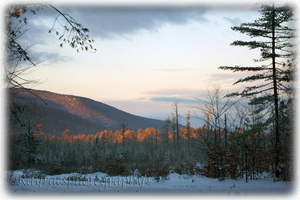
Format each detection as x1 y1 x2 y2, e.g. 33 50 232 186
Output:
5 171 294 196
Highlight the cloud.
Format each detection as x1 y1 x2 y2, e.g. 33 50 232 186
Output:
209 71 258 81
7 5 208 61
141 88 202 97
150 97 199 104
239 5 260 11
54 5 208 39
223 17 241 25
29 51 72 65
141 68 197 72
240 6 254 10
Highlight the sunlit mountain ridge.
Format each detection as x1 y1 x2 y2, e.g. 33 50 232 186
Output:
8 88 165 136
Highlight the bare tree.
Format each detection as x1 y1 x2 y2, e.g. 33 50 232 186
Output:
191 83 238 179
192 83 238 144
5 4 96 97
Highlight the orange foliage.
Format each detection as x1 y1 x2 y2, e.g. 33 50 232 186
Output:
239 128 244 134
9 124 269 148
180 126 196 140
33 124 44 137
62 129 70 142
114 130 122 143
137 128 144 142
9 131 19 136
124 130 133 140
10 120 260 146
168 131 174 141
49 135 56 142
10 9 26 17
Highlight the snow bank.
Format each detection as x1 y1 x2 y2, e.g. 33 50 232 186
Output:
5 171 294 196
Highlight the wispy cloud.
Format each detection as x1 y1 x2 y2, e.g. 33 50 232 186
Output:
151 97 198 104
29 51 72 66
140 81 244 102
223 16 241 25
141 88 202 97
209 71 259 82
141 68 197 72
239 5 259 10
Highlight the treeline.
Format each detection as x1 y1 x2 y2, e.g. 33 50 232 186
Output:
8 122 204 177
8 99 293 181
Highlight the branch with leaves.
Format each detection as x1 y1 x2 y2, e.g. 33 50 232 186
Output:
5 3 97 103
48 5 96 52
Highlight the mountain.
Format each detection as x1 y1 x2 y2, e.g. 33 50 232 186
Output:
8 88 166 136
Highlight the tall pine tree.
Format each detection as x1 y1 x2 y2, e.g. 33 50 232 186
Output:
219 3 295 179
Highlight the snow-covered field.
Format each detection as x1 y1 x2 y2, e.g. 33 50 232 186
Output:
5 171 294 196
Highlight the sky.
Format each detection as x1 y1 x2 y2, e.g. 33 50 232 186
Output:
2 0 296 128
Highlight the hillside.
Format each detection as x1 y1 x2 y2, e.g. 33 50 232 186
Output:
8 88 165 136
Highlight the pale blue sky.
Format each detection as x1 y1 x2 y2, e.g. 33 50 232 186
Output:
5 1 285 127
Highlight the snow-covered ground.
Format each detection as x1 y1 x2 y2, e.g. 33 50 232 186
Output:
5 170 294 196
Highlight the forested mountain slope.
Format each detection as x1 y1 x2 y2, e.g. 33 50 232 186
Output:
8 88 165 135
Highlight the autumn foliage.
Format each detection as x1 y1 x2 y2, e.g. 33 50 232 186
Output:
8 121 292 181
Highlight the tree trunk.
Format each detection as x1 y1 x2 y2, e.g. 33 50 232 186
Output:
271 4 280 179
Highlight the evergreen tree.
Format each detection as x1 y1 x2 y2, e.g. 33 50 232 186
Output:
160 116 170 164
91 135 101 170
219 3 295 179
171 98 180 159
120 121 128 143
20 120 42 168
185 111 191 157
119 121 128 159
162 116 171 146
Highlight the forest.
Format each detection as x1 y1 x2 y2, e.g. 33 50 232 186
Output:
5 3 295 184
8 90 293 181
